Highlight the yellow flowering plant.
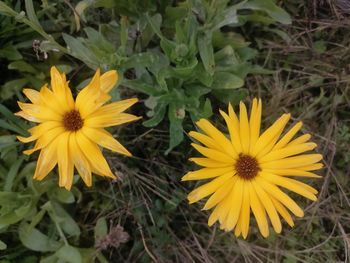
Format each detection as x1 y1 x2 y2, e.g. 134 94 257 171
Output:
183 98 323 238
16 66 140 190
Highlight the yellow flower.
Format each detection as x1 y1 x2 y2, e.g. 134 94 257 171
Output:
16 66 141 190
182 98 323 238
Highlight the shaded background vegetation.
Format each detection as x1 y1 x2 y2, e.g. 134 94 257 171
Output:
0 0 349 262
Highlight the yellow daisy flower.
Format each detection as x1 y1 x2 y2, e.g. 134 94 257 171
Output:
16 66 141 190
182 98 323 238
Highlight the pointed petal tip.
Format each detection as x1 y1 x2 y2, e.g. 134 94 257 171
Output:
64 185 72 191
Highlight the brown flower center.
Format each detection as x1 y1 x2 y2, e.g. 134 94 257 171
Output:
235 154 260 180
63 110 83 131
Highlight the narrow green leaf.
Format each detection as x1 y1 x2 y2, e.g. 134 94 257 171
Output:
0 43 23 60
4 156 25 191
0 1 17 16
165 103 184 154
198 32 215 75
242 0 292 25
24 0 42 29
8 60 38 74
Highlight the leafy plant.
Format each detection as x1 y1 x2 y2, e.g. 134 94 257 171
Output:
60 0 290 152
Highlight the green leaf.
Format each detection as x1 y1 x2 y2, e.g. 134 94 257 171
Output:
52 188 75 204
55 245 82 263
94 217 108 242
8 61 37 74
2 78 28 101
0 240 7 250
0 104 27 134
19 222 61 252
213 88 248 104
165 103 184 154
0 2 18 16
0 43 22 60
143 103 167 127
211 72 244 89
122 79 161 96
4 156 25 192
0 192 33 227
62 33 99 69
198 32 215 75
242 0 292 24
46 202 81 237
24 0 42 29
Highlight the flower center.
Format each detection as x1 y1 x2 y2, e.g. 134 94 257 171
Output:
235 154 260 180
63 110 83 131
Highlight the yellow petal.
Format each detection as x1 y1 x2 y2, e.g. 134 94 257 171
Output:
252 180 281 233
56 132 71 188
223 179 244 231
263 168 322 178
287 134 311 147
187 172 233 204
100 70 118 93
82 127 131 156
40 85 69 114
75 130 115 178
50 67 73 111
248 181 269 237
270 196 294 227
252 113 291 157
191 143 234 163
18 121 62 143
69 133 92 187
64 154 74 190
273 121 302 150
239 101 250 154
218 192 234 228
75 69 102 118
18 102 62 122
189 158 232 168
219 109 242 154
260 154 323 170
240 184 250 239
182 166 234 181
23 88 40 104
297 163 324 171
188 131 221 151
50 66 66 95
259 143 317 163
260 172 317 201
15 111 40 123
208 197 228 226
257 177 304 217
196 119 236 158
234 216 242 237
84 112 141 128
22 126 66 155
249 98 262 154
293 180 318 195
203 177 237 210
88 98 139 118
33 137 59 180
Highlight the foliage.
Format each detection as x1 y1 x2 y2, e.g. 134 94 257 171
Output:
0 0 348 262
1 0 290 152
